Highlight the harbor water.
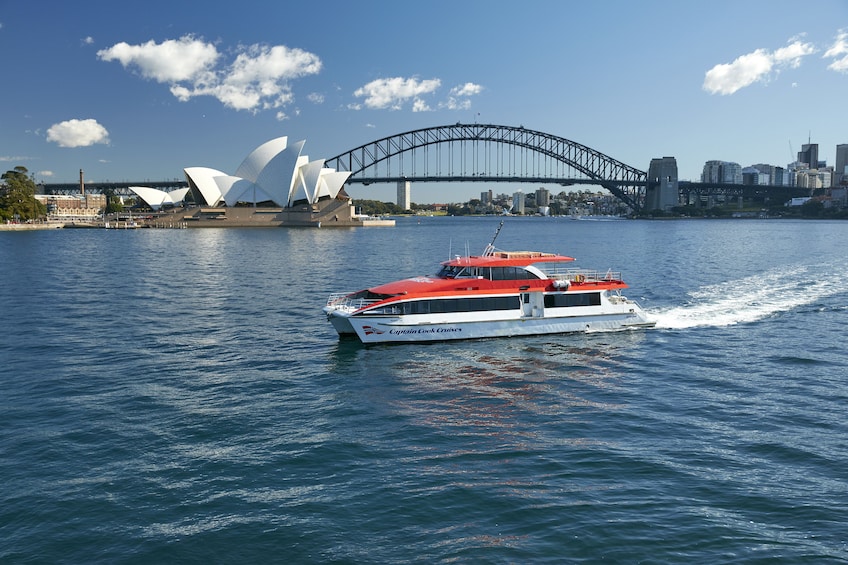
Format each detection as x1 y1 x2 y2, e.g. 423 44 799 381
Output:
1 216 846 562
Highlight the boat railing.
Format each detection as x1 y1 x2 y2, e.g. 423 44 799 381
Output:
326 293 382 310
542 267 623 283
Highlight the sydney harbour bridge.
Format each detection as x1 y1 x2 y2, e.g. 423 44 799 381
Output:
41 123 808 211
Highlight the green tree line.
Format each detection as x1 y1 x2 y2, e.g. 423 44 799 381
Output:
1 166 46 221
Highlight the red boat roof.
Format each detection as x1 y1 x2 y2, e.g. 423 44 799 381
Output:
442 250 575 268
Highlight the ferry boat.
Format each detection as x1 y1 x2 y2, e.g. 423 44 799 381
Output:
324 225 655 343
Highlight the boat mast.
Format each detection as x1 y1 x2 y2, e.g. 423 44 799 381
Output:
483 220 505 256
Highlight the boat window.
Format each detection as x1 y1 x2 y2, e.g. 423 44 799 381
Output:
378 296 520 315
544 292 602 308
490 267 540 280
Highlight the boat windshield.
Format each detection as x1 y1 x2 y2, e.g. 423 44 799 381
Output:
436 264 472 278
348 289 395 301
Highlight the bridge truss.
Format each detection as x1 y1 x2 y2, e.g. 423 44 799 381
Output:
325 124 648 210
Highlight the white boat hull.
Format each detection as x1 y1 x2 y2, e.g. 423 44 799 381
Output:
325 304 655 343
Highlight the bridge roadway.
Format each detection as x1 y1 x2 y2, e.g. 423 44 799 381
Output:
39 177 809 208
39 180 188 195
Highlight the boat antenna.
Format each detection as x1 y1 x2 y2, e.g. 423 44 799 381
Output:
483 220 504 256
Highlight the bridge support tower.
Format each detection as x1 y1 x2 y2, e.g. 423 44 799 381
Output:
645 157 679 212
397 179 411 210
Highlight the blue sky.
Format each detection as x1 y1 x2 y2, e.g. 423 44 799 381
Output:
2 0 847 203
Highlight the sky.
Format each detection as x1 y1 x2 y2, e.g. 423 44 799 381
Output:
2 0 847 204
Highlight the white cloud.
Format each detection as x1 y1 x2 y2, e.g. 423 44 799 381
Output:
442 97 472 110
1 155 32 162
824 29 848 73
412 98 431 112
307 92 324 104
353 77 441 110
97 35 321 113
442 82 483 110
82 36 94 45
46 119 110 148
450 82 483 97
703 37 816 95
97 35 219 82
38 170 54 177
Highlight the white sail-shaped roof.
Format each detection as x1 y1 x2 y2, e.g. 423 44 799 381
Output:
184 136 348 209
130 186 168 210
294 159 325 205
184 167 227 207
316 170 351 200
254 140 305 208
168 187 191 203
212 176 258 206
130 186 190 210
235 137 289 182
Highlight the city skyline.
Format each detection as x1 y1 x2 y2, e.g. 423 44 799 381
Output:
2 0 847 203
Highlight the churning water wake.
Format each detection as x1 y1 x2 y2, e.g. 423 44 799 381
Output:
650 262 847 329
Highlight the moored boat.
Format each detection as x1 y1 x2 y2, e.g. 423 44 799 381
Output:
324 224 654 343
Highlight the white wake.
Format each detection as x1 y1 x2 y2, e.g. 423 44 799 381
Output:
649 264 846 330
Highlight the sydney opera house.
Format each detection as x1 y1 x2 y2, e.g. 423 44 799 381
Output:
132 137 390 227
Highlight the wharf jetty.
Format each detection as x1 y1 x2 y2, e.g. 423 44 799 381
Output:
0 222 65 231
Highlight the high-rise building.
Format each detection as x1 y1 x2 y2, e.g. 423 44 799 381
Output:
797 143 819 169
742 166 769 185
512 190 525 214
701 160 742 184
752 164 786 186
535 187 550 207
835 144 848 186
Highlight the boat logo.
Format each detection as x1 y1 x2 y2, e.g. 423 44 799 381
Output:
408 277 433 283
362 325 385 336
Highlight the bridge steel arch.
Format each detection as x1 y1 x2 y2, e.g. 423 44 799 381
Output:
325 124 648 210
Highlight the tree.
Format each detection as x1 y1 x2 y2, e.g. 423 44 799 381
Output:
102 188 124 214
800 199 825 218
0 166 46 221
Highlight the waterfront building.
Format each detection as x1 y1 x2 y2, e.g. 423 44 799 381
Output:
512 190 525 214
35 193 106 222
181 137 350 209
129 136 388 227
535 187 551 207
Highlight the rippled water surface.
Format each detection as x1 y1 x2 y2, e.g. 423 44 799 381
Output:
1 217 847 562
